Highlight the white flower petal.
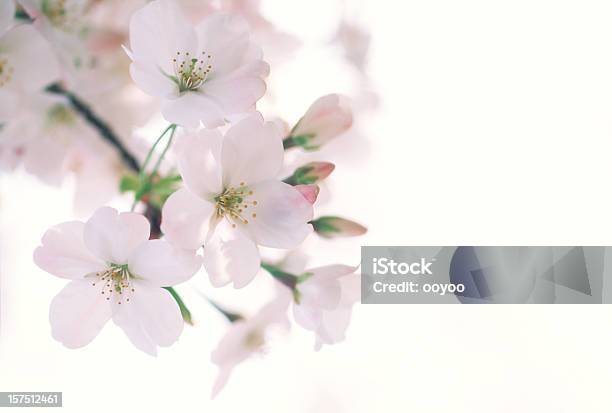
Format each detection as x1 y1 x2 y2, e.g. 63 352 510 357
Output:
161 93 225 128
128 239 201 286
49 279 113 349
83 207 150 265
0 25 60 93
0 89 21 121
242 180 313 249
338 272 362 306
176 128 223 198
203 74 267 116
203 225 261 288
0 0 15 35
300 278 342 310
129 0 197 74
212 365 235 399
211 322 251 366
22 134 67 186
34 221 107 279
221 116 283 187
315 307 353 347
292 302 322 331
195 13 251 75
112 281 184 356
308 264 358 281
161 187 215 250
129 60 176 98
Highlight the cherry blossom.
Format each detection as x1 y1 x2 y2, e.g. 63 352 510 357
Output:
0 94 81 184
125 0 269 128
211 291 291 397
286 94 353 150
0 16 61 121
0 93 125 198
34 206 202 355
18 0 90 78
292 265 360 350
311 216 367 239
162 115 313 288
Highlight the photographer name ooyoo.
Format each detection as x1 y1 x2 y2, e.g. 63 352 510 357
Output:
370 257 465 296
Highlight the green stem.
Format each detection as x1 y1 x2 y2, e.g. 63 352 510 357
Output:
163 287 193 325
139 124 176 181
45 83 141 173
150 125 177 177
131 124 177 211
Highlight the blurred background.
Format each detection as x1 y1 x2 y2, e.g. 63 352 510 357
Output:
3 0 612 411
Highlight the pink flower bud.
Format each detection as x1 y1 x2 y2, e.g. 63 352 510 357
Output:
290 94 353 150
294 184 320 204
311 216 367 238
304 162 335 181
285 162 335 185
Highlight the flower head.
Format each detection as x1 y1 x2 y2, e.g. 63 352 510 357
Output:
162 115 314 288
211 292 291 397
287 94 353 150
0 21 61 121
19 0 88 32
125 0 269 128
283 161 335 186
292 264 360 350
34 206 202 355
311 216 367 238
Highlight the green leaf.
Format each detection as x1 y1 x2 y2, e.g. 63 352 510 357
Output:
119 174 141 193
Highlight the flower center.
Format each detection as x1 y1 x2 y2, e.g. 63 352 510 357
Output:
41 0 79 30
214 182 258 228
0 56 14 88
91 265 134 305
172 51 213 93
46 104 77 127
243 330 265 351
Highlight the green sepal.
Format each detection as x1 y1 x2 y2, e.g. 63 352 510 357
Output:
311 216 340 235
283 134 316 150
283 165 316 185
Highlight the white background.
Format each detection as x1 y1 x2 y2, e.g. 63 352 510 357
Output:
3 0 612 411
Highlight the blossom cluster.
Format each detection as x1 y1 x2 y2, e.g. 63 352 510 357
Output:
1 0 369 396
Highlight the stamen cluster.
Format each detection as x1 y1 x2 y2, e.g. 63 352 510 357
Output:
172 51 213 92
214 182 258 227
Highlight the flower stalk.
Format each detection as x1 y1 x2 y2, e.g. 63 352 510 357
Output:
163 287 193 325
45 83 141 173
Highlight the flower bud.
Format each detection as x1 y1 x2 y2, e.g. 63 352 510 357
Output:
294 184 320 204
285 94 353 150
311 216 367 238
283 162 335 185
